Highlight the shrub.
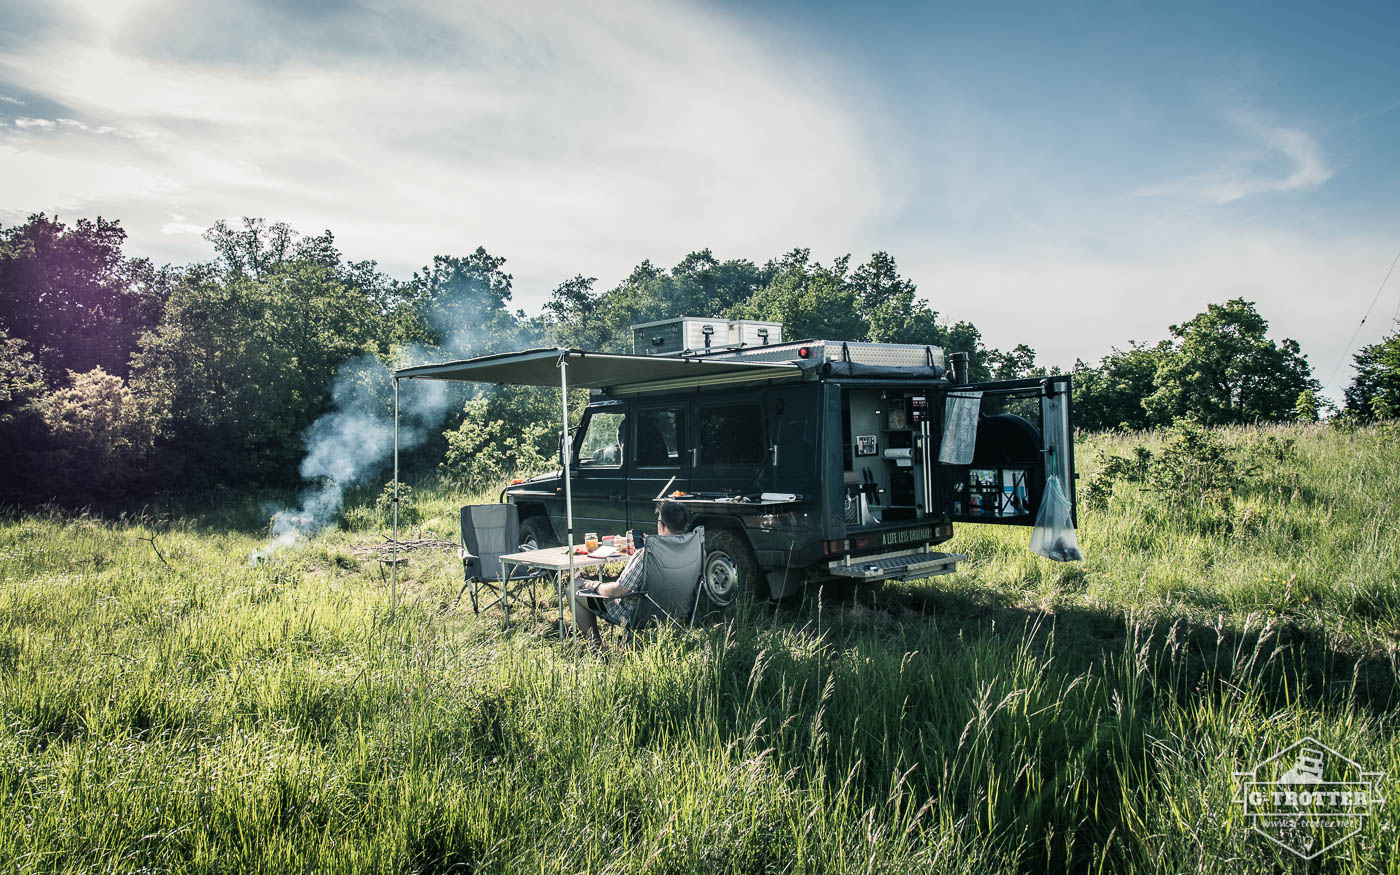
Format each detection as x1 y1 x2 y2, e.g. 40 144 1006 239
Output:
374 480 422 529
440 399 552 492
34 367 166 500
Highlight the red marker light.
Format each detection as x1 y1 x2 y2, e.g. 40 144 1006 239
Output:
798 347 811 358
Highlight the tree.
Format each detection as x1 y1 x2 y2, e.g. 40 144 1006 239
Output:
1344 328 1400 421
1144 299 1319 425
542 275 608 349
131 234 388 484
985 344 1040 380
400 248 521 355
203 218 297 281
586 252 765 351
728 249 866 341
0 213 162 385
0 328 48 495
849 251 941 344
1071 340 1172 431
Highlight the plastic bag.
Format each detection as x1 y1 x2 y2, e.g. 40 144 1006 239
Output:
939 391 982 465
1029 473 1083 562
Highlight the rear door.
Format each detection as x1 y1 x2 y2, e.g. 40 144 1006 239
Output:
939 375 1076 527
689 396 768 497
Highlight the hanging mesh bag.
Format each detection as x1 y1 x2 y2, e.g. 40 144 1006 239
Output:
1029 473 1082 562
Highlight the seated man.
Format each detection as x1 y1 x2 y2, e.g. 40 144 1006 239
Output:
574 499 689 643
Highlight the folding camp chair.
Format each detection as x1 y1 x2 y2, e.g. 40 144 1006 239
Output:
577 527 705 645
457 504 550 623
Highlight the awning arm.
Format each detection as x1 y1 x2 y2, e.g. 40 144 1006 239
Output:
558 351 576 628
391 376 399 619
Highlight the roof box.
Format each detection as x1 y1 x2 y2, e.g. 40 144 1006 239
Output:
631 317 783 356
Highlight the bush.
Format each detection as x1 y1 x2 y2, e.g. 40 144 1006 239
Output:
373 480 422 529
440 399 552 492
33 367 166 500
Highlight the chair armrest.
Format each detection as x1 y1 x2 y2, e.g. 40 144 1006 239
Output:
458 548 477 561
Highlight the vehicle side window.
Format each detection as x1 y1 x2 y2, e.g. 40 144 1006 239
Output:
577 412 625 467
697 404 764 465
636 408 686 468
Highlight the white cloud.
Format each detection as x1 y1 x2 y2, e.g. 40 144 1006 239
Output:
14 117 54 129
0 0 892 293
0 95 22 105
1137 113 1333 204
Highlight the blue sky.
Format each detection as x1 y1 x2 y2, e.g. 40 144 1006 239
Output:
2 0 1398 400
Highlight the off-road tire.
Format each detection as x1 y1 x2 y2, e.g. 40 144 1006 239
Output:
701 529 761 609
519 515 558 550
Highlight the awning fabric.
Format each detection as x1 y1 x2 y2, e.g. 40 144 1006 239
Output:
394 347 803 394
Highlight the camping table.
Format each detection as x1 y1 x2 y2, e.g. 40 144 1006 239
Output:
498 546 619 638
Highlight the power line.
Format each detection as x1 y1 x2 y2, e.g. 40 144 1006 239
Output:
1326 242 1400 389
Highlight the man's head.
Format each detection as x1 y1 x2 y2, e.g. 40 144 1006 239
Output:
656 499 689 536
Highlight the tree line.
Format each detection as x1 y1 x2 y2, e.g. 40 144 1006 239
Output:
2 213 1395 504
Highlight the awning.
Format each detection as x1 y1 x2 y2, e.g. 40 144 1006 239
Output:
394 347 803 394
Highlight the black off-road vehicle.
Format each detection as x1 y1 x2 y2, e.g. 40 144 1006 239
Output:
397 318 1078 605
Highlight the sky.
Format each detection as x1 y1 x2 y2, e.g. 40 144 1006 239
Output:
3 0 1399 401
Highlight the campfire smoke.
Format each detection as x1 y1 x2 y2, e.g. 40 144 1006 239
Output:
248 349 453 565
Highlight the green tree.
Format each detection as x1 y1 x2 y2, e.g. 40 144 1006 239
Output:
1343 328 1400 421
0 328 48 496
849 251 937 344
563 252 765 352
1144 299 1319 425
542 275 609 349
132 238 388 484
441 396 553 491
203 218 296 281
985 344 1040 380
0 213 163 385
400 248 522 355
1071 341 1172 431
728 249 866 341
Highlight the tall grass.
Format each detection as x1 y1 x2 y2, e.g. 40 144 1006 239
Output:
1 423 1396 872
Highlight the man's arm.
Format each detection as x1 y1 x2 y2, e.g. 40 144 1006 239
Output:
588 550 645 598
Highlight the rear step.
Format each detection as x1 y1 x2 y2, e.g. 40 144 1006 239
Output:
827 548 968 581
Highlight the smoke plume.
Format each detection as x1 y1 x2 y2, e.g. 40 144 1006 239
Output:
248 351 455 564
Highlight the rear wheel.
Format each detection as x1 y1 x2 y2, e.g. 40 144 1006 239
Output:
701 530 761 608
519 515 558 550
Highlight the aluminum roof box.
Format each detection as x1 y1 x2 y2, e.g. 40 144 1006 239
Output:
631 317 783 356
708 339 947 371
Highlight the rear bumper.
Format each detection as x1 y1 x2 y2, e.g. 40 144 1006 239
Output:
827 548 967 581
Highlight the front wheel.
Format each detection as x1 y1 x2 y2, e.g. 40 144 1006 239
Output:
701 530 762 608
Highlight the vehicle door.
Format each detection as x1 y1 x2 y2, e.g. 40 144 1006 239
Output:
568 404 630 538
765 386 820 497
689 396 768 497
628 401 691 531
937 375 1077 527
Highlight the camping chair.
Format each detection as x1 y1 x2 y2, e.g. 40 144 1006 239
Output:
457 504 550 623
579 527 705 645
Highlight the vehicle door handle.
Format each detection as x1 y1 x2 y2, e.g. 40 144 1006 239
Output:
609 494 624 501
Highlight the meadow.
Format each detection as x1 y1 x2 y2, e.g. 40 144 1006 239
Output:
1 422 1397 873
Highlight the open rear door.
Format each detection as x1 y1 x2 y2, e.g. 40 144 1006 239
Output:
940 375 1076 527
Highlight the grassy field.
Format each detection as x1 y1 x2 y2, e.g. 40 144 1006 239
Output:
1 422 1397 873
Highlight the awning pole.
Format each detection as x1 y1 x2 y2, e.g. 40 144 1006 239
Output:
558 353 574 638
391 376 400 620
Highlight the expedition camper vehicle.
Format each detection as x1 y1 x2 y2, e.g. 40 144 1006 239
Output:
396 317 1078 607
